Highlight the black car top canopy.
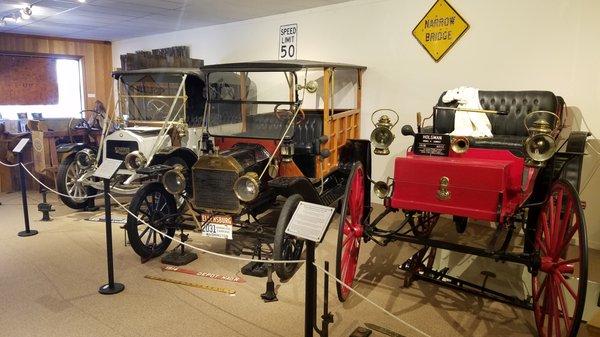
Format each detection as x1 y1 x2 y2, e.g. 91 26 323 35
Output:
200 60 367 73
112 68 204 80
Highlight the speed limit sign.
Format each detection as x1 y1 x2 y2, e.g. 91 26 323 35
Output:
278 24 297 60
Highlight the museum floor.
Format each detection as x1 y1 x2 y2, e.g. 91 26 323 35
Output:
0 191 595 337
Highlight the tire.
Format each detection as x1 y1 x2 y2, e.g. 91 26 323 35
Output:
273 194 305 281
126 182 177 259
532 179 587 337
56 154 96 209
336 162 366 302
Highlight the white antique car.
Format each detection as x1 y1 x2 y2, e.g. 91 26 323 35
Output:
56 68 206 209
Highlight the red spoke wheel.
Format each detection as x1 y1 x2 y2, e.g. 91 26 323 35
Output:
532 180 587 337
336 162 366 302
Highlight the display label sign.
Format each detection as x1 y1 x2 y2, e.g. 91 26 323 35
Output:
285 202 335 243
93 158 122 180
278 23 298 60
413 133 450 156
12 138 30 154
412 0 469 62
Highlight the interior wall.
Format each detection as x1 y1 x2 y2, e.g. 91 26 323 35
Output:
0 33 113 110
112 0 600 248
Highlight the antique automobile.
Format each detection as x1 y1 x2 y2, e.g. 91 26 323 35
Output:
337 90 589 337
125 60 369 280
56 68 206 209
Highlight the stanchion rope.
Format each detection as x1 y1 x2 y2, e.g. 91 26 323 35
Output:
20 163 104 199
312 262 432 337
109 193 306 265
0 159 22 167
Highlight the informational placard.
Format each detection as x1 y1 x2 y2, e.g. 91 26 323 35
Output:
93 158 123 180
412 0 469 62
413 133 450 156
285 202 335 243
12 138 30 154
278 23 298 60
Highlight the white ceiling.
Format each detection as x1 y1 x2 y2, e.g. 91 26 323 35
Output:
0 0 352 41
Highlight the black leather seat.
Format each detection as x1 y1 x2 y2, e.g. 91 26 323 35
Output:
433 90 564 154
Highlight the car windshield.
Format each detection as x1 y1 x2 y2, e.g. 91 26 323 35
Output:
206 71 298 139
118 73 187 122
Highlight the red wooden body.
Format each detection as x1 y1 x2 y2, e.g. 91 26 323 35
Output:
390 148 533 223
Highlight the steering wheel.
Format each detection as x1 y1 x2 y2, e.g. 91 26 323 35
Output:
146 99 170 120
274 103 305 124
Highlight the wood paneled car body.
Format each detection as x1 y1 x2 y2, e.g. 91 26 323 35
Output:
125 60 370 280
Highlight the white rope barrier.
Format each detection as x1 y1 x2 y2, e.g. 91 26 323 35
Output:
0 159 20 167
19 163 104 199
108 193 306 265
312 262 432 337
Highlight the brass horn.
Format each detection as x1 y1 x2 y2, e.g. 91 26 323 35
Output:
451 136 469 154
371 177 393 199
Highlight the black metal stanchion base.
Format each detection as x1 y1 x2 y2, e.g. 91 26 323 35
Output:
260 264 278 302
161 249 198 266
241 262 268 277
99 282 125 295
18 229 38 237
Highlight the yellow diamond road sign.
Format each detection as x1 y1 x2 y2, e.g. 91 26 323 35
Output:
412 0 469 62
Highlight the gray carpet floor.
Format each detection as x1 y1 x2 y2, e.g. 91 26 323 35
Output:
0 191 593 337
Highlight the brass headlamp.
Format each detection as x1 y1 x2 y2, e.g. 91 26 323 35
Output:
524 111 560 166
124 151 147 171
370 109 399 155
162 164 186 195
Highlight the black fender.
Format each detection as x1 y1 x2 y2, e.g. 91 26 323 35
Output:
56 143 95 154
337 139 372 206
150 147 198 170
268 177 322 204
560 131 589 192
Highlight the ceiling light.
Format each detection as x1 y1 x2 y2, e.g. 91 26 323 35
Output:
20 7 32 20
78 0 86 3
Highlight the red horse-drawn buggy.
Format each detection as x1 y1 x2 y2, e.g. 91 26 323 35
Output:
337 90 589 337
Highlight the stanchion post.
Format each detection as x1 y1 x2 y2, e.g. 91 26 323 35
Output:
93 158 125 295
99 178 124 295
305 240 316 337
14 139 37 237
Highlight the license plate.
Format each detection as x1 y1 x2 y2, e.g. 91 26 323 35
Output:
200 214 233 240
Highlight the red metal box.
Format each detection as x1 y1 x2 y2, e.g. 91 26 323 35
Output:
390 149 524 222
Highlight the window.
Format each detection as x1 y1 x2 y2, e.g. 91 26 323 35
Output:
0 56 84 120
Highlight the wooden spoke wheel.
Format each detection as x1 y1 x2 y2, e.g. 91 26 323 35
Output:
336 162 366 302
126 182 177 259
57 154 96 209
532 180 588 337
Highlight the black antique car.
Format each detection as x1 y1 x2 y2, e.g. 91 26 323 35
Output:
125 60 369 280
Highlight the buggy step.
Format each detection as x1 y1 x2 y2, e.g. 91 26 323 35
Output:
320 184 345 206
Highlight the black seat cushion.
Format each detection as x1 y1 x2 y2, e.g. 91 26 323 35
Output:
433 90 564 152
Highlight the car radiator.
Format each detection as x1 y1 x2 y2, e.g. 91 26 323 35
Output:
192 168 240 212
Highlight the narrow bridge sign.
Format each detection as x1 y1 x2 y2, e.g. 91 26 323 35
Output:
412 0 469 62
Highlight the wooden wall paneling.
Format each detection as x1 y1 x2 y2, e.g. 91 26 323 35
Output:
0 33 112 192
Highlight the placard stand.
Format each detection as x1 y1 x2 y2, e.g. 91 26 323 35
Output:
284 201 335 337
13 139 38 237
94 159 125 295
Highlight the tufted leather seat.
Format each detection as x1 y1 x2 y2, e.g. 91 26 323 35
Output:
433 91 564 154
